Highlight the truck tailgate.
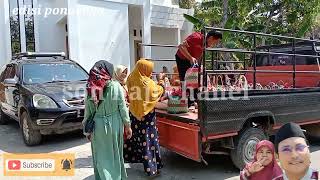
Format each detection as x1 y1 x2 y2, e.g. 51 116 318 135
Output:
156 109 201 162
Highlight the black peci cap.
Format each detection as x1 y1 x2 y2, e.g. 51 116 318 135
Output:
206 30 223 40
275 122 306 153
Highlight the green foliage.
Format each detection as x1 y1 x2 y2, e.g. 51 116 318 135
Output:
179 0 196 9
10 14 35 55
183 14 205 29
183 0 320 68
192 0 320 46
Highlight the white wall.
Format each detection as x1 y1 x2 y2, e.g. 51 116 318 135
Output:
35 0 66 53
151 0 179 7
0 0 12 67
129 5 142 30
151 5 193 29
141 0 152 59
180 29 190 43
151 27 179 73
67 0 151 71
129 5 143 69
55 0 68 8
68 0 130 71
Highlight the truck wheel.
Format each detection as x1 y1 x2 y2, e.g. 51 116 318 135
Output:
304 124 320 142
0 108 8 125
20 112 42 146
231 127 267 169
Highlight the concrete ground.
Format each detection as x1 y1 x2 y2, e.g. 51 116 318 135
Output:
0 121 319 180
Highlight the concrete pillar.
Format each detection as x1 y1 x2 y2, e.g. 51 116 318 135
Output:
18 0 26 52
176 28 181 44
142 0 151 58
33 0 40 52
0 0 12 67
67 0 80 62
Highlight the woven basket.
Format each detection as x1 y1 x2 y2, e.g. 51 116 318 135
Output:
185 64 199 89
167 96 188 114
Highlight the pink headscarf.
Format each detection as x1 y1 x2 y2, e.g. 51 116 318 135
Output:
245 140 283 180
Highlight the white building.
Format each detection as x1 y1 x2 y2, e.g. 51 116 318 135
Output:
0 0 194 73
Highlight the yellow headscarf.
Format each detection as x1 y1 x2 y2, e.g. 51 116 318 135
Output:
127 59 164 120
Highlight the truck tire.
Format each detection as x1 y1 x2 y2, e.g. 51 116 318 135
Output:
0 108 8 125
304 124 320 142
231 127 268 169
20 112 42 146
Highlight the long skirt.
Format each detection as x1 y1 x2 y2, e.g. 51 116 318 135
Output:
91 114 127 180
124 110 163 176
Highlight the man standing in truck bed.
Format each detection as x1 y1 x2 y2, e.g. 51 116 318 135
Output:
175 30 222 106
175 30 222 82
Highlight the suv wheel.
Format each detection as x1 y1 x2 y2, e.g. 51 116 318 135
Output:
20 112 42 146
230 127 268 169
0 108 8 125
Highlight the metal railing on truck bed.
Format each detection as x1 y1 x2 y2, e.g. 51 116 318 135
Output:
140 27 320 90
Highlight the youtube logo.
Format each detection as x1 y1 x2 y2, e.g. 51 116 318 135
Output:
7 160 21 170
3 153 74 176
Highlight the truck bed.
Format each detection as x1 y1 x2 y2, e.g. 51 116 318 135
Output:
200 88 320 135
155 88 320 136
155 101 198 123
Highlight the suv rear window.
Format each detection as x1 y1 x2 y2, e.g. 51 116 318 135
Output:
22 63 88 84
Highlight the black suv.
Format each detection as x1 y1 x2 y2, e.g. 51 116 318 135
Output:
0 52 88 146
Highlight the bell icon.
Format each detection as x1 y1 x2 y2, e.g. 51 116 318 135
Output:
61 159 72 171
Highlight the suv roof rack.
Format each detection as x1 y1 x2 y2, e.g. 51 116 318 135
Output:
12 52 67 60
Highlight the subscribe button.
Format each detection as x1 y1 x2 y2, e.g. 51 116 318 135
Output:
3 153 75 176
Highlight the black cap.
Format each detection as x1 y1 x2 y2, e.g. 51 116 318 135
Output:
275 123 306 153
206 30 223 40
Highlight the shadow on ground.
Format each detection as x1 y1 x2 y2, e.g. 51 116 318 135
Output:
127 148 239 180
0 120 87 154
83 174 95 180
76 156 93 169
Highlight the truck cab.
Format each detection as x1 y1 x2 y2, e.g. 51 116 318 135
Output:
246 42 320 88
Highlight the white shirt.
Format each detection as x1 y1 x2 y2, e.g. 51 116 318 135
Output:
281 168 318 180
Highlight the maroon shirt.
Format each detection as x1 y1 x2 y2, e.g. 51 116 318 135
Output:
176 32 204 60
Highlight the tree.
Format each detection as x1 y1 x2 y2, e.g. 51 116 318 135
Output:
308 15 320 39
179 0 196 9
10 16 21 55
9 13 35 55
25 14 35 52
184 0 320 70
193 0 320 45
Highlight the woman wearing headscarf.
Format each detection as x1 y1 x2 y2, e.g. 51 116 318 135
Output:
240 140 283 180
124 59 165 177
171 65 181 86
114 65 129 105
84 60 132 180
